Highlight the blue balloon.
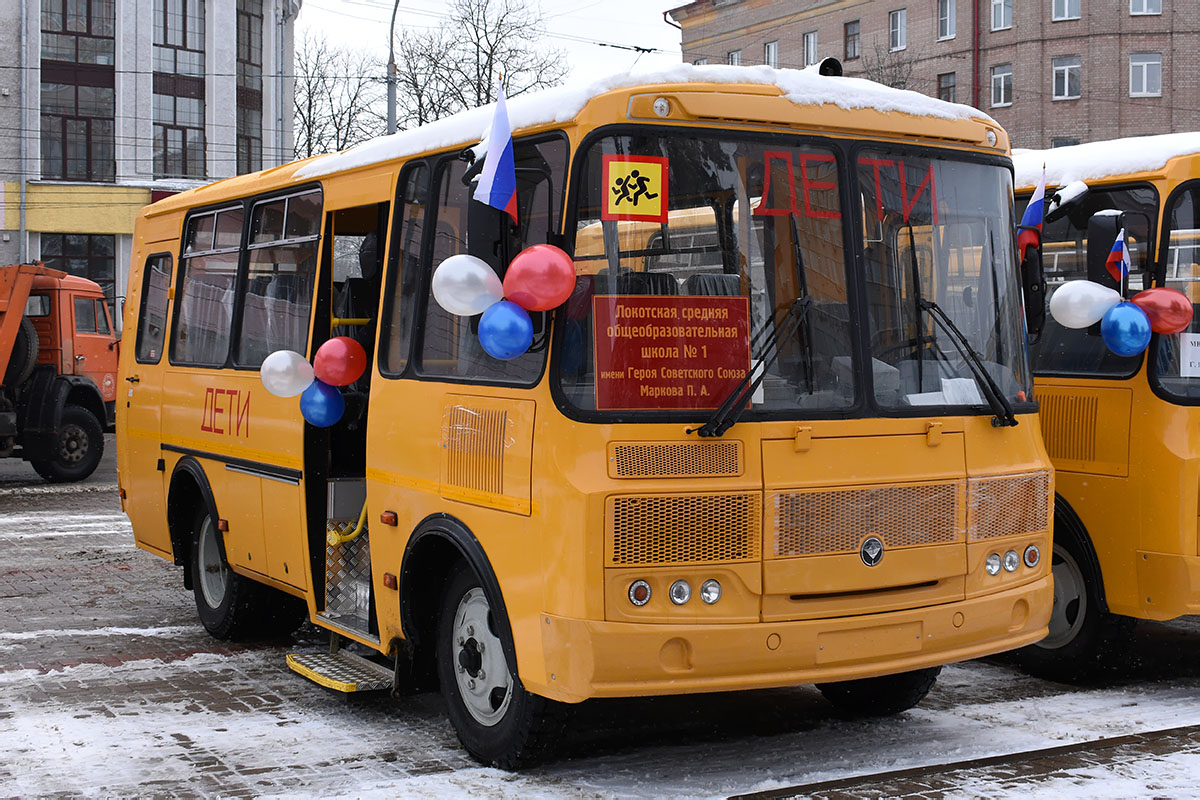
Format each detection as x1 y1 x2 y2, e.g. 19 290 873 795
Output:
1100 301 1152 357
478 300 533 360
299 378 345 427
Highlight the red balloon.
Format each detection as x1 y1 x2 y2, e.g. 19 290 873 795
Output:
503 244 576 312
313 336 367 386
1131 287 1194 334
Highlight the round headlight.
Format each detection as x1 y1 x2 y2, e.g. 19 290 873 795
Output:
669 579 692 605
985 553 1002 576
1024 544 1041 568
628 580 651 606
1004 550 1020 572
700 579 722 605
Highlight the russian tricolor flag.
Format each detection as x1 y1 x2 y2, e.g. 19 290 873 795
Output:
472 84 518 222
1106 227 1131 283
1017 165 1045 254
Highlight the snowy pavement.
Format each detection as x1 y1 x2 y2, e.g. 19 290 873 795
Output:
3 470 1200 797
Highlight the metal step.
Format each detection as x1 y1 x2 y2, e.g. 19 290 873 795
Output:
286 650 393 693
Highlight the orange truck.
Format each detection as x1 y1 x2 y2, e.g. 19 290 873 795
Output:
0 263 119 481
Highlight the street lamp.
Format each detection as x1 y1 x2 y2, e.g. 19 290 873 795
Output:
387 0 400 134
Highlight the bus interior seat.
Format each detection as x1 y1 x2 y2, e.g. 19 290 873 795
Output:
685 273 740 296
594 268 679 295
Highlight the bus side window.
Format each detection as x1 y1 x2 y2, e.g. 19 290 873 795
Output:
380 163 429 376
172 207 243 366
135 254 171 363
234 190 322 367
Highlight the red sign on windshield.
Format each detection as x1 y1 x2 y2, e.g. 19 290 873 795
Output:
593 295 751 410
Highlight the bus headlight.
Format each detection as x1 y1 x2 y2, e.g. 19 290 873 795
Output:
669 580 692 605
700 579 722 605
985 553 1002 576
1003 550 1020 572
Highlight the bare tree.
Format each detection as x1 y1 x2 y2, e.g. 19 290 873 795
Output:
394 28 460 129
293 34 385 159
859 40 925 92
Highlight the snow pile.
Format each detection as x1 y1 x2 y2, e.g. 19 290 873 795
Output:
1013 132 1200 188
296 64 994 179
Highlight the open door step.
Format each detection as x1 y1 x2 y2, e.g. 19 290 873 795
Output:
286 650 393 693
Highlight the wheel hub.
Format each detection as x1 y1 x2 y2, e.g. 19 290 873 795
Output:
451 587 513 727
197 517 229 610
57 424 87 465
1042 547 1087 650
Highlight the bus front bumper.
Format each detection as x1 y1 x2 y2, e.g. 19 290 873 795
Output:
537 576 1052 702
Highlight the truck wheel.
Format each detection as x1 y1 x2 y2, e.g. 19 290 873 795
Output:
437 562 569 768
190 507 260 640
31 404 104 482
3 316 38 387
816 666 941 715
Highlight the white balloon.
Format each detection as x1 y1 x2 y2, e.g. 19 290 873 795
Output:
1049 280 1123 329
261 349 315 397
432 254 503 316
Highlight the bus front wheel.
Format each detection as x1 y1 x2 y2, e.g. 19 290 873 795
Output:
436 562 569 769
816 666 941 715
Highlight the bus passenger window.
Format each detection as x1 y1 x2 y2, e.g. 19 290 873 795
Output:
135 254 171 363
234 190 322 367
172 207 243 366
381 163 428 376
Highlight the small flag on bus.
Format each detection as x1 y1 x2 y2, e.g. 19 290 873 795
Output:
1106 227 1131 283
1017 165 1045 254
472 83 518 222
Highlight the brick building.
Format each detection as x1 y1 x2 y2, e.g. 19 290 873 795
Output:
0 0 300 308
667 0 1200 150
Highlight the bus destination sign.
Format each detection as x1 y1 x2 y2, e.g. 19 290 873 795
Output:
592 295 751 410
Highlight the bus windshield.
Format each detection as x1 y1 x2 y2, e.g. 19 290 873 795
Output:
557 130 1032 419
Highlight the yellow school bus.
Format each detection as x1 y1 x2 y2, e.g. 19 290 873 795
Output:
118 61 1053 767
1014 133 1200 680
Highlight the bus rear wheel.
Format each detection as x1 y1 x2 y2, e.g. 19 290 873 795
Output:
816 666 941 715
190 507 260 640
436 562 569 769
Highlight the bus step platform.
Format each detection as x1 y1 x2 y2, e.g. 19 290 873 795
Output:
286 650 393 693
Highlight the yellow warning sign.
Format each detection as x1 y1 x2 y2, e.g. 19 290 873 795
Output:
602 155 668 223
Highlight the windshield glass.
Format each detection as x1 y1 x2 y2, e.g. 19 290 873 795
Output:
1151 182 1200 402
556 131 1033 420
860 150 1031 409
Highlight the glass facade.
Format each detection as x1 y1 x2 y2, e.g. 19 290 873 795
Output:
153 0 207 178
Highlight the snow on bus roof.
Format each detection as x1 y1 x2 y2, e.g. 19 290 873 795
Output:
1013 132 1200 189
295 63 993 180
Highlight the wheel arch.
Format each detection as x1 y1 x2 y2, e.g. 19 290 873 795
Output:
1053 492 1111 613
398 513 518 673
167 456 221 590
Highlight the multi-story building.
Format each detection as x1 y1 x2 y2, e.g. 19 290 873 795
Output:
0 0 299 308
667 0 1200 149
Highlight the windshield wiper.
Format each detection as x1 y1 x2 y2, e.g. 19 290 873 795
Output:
918 298 1018 427
689 296 812 438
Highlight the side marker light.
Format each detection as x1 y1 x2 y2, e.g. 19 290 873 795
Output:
629 580 651 606
1024 544 1041 568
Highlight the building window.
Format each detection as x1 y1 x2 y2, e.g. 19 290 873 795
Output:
992 0 1012 30
803 32 818 66
1051 137 1081 147
763 41 778 68
890 9 907 51
237 0 263 174
694 58 708 65
938 72 957 102
1053 0 1081 19
1052 56 1081 100
41 234 116 300
728 50 742 66
938 0 956 40
991 64 1013 106
1130 52 1162 96
153 0 206 178
41 0 115 182
1130 0 1161 13
844 20 861 60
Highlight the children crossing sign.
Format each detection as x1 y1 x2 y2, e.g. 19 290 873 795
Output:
602 155 668 223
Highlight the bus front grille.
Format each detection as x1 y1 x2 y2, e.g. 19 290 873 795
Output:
967 471 1052 541
769 482 963 558
608 441 742 479
608 492 761 566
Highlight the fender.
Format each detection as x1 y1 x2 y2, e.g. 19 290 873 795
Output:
167 456 223 588
1054 492 1111 613
399 513 519 672
18 368 105 453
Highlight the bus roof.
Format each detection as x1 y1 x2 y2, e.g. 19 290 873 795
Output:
1013 132 1200 190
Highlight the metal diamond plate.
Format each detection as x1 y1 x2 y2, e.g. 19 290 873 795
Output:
324 526 371 632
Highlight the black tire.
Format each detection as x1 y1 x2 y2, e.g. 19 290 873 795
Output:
30 404 104 482
1013 503 1134 682
189 506 263 641
436 562 570 769
4 316 38 387
816 666 941 716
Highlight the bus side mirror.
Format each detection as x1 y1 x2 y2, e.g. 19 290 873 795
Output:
1021 245 1046 338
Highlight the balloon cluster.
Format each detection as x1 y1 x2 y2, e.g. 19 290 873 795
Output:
260 337 367 427
431 244 575 359
1049 281 1194 356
